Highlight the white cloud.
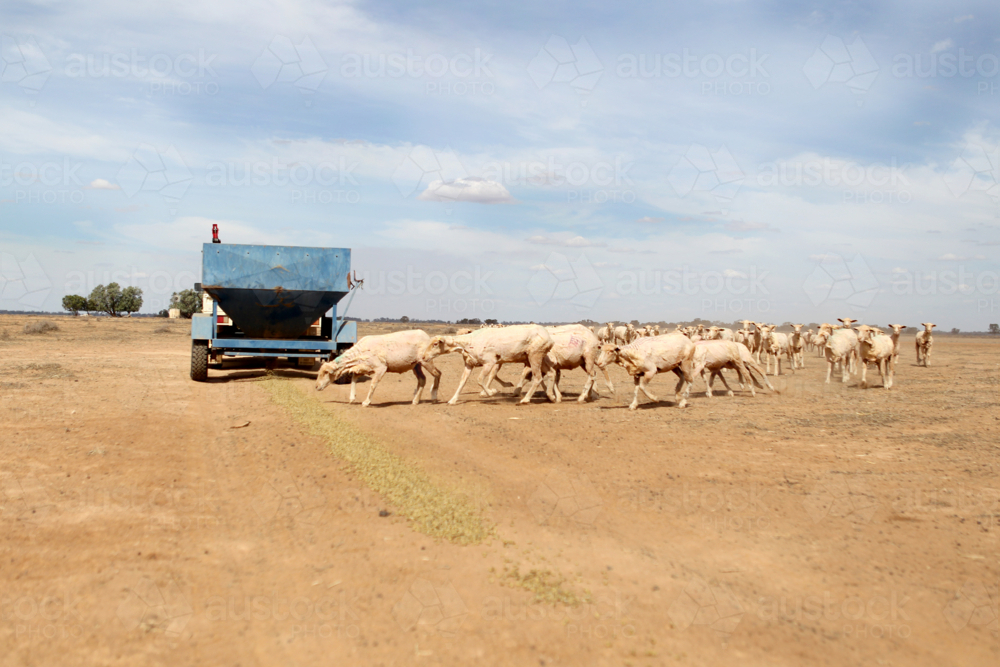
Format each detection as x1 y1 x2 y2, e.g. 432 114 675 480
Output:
938 253 964 260
636 216 665 223
931 39 953 53
417 177 514 204
86 178 119 190
954 14 973 23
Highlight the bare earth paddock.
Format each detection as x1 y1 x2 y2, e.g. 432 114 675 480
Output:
1 314 997 666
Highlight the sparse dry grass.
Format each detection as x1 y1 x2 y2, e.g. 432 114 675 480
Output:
493 563 590 606
23 320 60 335
261 378 493 545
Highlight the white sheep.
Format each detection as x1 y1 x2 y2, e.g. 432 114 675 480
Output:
596 333 695 410
514 324 613 402
690 340 773 397
422 324 555 405
315 329 441 406
915 322 936 366
856 325 896 389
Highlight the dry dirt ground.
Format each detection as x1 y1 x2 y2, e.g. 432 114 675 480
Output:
1 314 998 666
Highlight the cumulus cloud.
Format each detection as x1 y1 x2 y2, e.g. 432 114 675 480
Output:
938 253 964 260
85 178 119 190
417 177 514 204
636 216 665 223
931 39 953 53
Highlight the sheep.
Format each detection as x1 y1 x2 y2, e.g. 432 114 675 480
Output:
748 322 766 363
690 340 772 398
596 333 695 410
598 322 615 344
856 325 896 389
707 326 734 341
802 328 815 353
514 324 613 402
886 323 906 362
915 322 936 366
614 324 630 345
422 324 555 405
315 329 441 407
823 319 860 384
789 324 806 370
760 324 793 376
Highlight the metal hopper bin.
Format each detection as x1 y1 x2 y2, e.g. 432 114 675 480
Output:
190 243 358 381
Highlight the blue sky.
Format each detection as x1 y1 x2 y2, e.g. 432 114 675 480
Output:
1 0 999 328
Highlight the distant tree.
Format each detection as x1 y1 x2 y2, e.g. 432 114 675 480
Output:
484 319 498 325
119 286 143 314
169 289 202 318
457 317 481 325
61 294 89 315
400 315 410 323
157 309 169 318
950 328 960 335
990 323 999 335
88 283 142 317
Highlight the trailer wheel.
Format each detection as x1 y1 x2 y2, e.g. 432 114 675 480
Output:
191 341 209 381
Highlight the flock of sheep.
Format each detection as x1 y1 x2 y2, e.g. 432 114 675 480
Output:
314 319 939 410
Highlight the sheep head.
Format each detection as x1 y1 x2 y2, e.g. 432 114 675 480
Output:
315 359 343 391
596 343 621 368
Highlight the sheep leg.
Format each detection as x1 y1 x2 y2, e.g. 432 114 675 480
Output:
825 357 834 384
731 361 753 397
552 368 563 403
629 370 659 409
349 376 358 403
519 350 550 405
925 345 931 367
841 355 850 384
411 364 426 405
600 366 614 395
479 360 500 397
578 370 597 403
447 364 475 405
712 370 734 397
514 366 531 395
671 367 686 403
491 362 515 388
673 366 692 408
362 365 387 407
860 360 868 388
421 360 442 402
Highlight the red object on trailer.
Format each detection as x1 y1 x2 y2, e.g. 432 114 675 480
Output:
212 224 220 243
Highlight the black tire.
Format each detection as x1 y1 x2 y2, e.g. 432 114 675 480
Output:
191 340 209 381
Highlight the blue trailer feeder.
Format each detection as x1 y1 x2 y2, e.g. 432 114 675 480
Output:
190 243 358 381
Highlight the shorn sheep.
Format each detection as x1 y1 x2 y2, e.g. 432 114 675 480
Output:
315 330 441 406
856 325 895 389
596 333 695 410
915 322 936 367
514 324 614 403
422 324 556 405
